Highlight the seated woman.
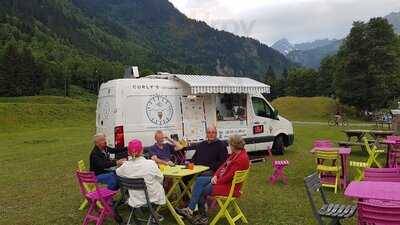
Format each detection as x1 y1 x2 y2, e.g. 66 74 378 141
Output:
116 139 166 208
176 134 250 225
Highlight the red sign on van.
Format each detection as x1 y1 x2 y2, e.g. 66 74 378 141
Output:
253 125 264 134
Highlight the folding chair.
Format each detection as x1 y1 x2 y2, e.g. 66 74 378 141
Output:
315 150 341 193
77 160 103 210
363 137 384 168
304 173 356 225
358 200 400 225
210 170 249 225
76 171 119 225
266 147 289 185
363 167 400 182
116 176 161 225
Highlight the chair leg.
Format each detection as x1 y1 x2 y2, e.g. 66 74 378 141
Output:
83 201 96 225
79 199 89 210
232 200 248 224
210 199 227 225
126 208 134 225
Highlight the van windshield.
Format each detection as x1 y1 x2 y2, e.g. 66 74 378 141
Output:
216 94 247 121
252 97 273 118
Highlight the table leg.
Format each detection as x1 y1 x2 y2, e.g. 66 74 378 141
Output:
386 144 392 167
175 174 198 204
340 154 349 189
165 197 186 225
157 177 181 212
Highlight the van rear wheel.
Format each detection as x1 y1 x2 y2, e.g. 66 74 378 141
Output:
272 135 285 155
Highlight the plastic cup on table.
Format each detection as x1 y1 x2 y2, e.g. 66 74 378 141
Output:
188 163 194 170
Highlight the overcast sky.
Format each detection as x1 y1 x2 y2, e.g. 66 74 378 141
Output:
169 0 400 45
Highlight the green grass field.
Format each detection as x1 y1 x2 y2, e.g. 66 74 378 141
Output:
0 96 381 225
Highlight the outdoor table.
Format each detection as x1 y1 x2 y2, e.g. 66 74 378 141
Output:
343 130 368 142
310 147 351 188
343 129 394 142
368 130 394 140
345 181 400 201
159 165 209 225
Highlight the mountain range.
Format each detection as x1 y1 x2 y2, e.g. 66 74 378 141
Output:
272 11 400 69
0 0 296 81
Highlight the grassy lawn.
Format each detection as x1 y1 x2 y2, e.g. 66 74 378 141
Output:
1 122 380 225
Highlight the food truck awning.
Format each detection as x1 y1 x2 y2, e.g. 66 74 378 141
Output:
174 74 270 94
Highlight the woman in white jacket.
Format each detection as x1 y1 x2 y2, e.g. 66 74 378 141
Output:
116 139 166 208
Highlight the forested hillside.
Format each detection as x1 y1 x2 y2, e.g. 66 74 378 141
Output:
0 0 296 96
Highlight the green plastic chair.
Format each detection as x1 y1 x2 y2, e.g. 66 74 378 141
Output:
315 150 341 193
363 137 385 168
210 170 249 225
350 137 385 181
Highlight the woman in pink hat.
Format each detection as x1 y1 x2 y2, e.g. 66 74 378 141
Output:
116 139 166 208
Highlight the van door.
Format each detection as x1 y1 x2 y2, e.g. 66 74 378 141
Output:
250 96 275 151
96 86 116 145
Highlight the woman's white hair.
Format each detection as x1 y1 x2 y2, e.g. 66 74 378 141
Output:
93 133 106 143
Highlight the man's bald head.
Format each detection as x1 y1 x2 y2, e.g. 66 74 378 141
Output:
206 125 217 142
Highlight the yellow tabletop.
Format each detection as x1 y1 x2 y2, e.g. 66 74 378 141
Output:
161 165 209 177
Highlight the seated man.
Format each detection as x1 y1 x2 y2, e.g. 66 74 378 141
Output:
89 133 125 190
192 125 228 173
176 135 250 225
149 130 184 165
116 139 166 208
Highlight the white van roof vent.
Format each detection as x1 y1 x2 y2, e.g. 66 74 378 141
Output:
124 66 140 78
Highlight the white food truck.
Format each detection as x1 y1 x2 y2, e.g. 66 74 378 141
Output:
96 73 294 155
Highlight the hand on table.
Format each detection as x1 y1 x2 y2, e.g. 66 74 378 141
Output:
116 158 126 166
167 161 175 166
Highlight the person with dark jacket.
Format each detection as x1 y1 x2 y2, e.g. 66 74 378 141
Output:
89 133 126 190
176 134 250 225
192 125 228 173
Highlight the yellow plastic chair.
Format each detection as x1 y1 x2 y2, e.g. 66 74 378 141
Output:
363 137 385 168
350 138 385 180
77 160 103 210
349 161 369 181
210 170 249 225
315 150 341 193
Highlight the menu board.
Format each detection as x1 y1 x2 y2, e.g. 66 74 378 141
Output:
181 97 206 141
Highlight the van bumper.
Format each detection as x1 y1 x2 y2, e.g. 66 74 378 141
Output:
286 134 294 146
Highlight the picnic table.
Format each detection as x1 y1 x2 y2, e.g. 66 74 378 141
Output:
343 129 394 142
345 181 400 201
310 147 351 188
158 165 209 225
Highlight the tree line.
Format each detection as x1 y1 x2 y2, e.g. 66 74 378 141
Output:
265 17 400 111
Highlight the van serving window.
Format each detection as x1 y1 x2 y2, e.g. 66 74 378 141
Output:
252 97 273 118
216 94 247 121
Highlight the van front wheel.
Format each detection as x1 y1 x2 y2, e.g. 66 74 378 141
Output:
272 135 285 155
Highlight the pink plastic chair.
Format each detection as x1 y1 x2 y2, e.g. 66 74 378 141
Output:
314 139 334 148
358 200 400 225
76 171 119 225
363 168 400 182
266 147 289 185
388 140 400 168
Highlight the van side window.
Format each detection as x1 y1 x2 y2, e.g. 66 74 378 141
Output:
252 97 273 118
216 94 247 121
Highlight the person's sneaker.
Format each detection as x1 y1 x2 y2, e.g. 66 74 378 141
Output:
193 216 208 225
175 207 193 219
